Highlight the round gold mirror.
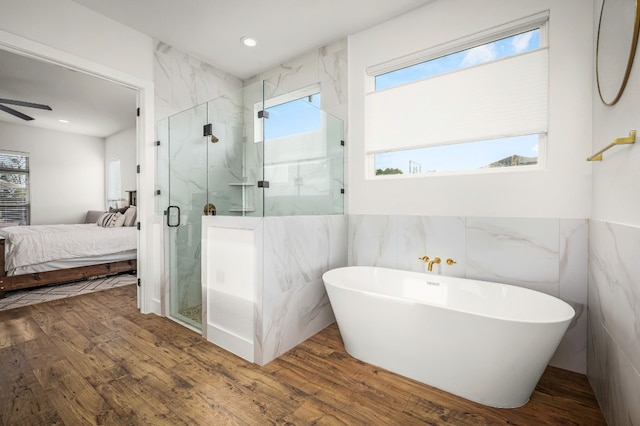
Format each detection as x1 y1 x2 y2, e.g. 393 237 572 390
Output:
596 0 640 106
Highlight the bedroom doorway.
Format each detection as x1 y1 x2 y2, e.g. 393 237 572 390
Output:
0 31 155 314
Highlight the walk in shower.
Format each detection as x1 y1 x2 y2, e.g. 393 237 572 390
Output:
155 81 344 331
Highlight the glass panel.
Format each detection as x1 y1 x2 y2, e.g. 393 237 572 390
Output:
374 134 540 175
206 86 245 216
168 103 208 329
326 112 345 215
262 90 344 216
226 81 267 217
376 29 541 91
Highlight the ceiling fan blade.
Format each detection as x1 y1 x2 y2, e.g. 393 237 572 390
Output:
0 104 34 121
0 98 52 111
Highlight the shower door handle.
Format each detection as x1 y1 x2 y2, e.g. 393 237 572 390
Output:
167 205 181 227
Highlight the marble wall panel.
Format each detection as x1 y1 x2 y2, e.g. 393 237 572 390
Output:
588 308 640 425
589 221 640 373
395 215 466 276
466 217 560 295
588 220 640 424
348 214 399 268
260 215 347 364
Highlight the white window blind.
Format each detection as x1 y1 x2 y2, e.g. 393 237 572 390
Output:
364 48 549 154
0 151 30 226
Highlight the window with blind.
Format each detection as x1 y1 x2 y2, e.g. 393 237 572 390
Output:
0 151 30 226
366 13 549 177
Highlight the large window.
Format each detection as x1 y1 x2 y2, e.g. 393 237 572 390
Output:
0 151 30 226
366 14 549 177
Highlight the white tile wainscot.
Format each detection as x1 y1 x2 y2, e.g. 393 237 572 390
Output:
202 216 263 363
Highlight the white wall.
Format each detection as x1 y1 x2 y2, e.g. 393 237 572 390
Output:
105 127 137 205
348 0 593 218
0 0 153 81
591 9 640 226
0 121 105 224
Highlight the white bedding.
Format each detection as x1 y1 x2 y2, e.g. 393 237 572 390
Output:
8 249 137 276
0 224 137 271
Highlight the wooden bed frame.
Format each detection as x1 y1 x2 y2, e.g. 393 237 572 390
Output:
0 239 137 299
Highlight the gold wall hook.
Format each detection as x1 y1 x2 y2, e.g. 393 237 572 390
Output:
446 258 457 266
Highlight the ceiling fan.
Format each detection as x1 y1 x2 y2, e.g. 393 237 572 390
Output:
0 98 52 121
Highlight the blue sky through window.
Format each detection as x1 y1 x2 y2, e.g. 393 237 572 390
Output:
376 29 540 91
264 93 321 140
375 134 539 174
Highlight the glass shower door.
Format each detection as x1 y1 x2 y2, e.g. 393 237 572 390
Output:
167 103 208 329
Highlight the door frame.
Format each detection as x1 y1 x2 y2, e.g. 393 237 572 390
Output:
0 29 159 314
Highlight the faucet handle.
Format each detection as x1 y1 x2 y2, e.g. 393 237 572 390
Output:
446 258 457 265
418 256 430 262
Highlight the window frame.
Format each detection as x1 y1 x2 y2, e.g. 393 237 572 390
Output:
0 150 31 226
365 11 549 179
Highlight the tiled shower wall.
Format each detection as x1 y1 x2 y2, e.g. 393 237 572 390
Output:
588 220 640 425
348 214 588 373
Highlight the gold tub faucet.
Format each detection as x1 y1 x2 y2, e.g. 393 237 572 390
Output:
428 257 441 272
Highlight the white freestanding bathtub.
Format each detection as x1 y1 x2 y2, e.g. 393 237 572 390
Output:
322 266 575 408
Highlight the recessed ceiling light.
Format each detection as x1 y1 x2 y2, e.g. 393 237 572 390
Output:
241 36 257 47
58 119 69 123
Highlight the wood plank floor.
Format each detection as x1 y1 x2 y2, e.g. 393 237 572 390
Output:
0 284 605 425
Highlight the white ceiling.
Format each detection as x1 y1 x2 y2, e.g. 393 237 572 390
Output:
71 0 435 79
0 1 435 138
0 49 137 138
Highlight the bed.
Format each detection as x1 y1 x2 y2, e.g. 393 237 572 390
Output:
0 209 137 298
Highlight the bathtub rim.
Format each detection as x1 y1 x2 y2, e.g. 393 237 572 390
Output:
322 266 575 325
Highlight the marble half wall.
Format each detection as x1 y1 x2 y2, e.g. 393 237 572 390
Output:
588 220 640 425
348 214 588 373
259 214 347 364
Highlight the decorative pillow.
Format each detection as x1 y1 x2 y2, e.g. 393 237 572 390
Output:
97 212 125 227
109 207 128 214
85 210 106 224
123 206 137 227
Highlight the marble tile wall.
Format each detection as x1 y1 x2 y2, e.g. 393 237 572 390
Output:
588 220 640 425
348 214 588 373
244 39 348 122
153 41 243 121
258 214 347 364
